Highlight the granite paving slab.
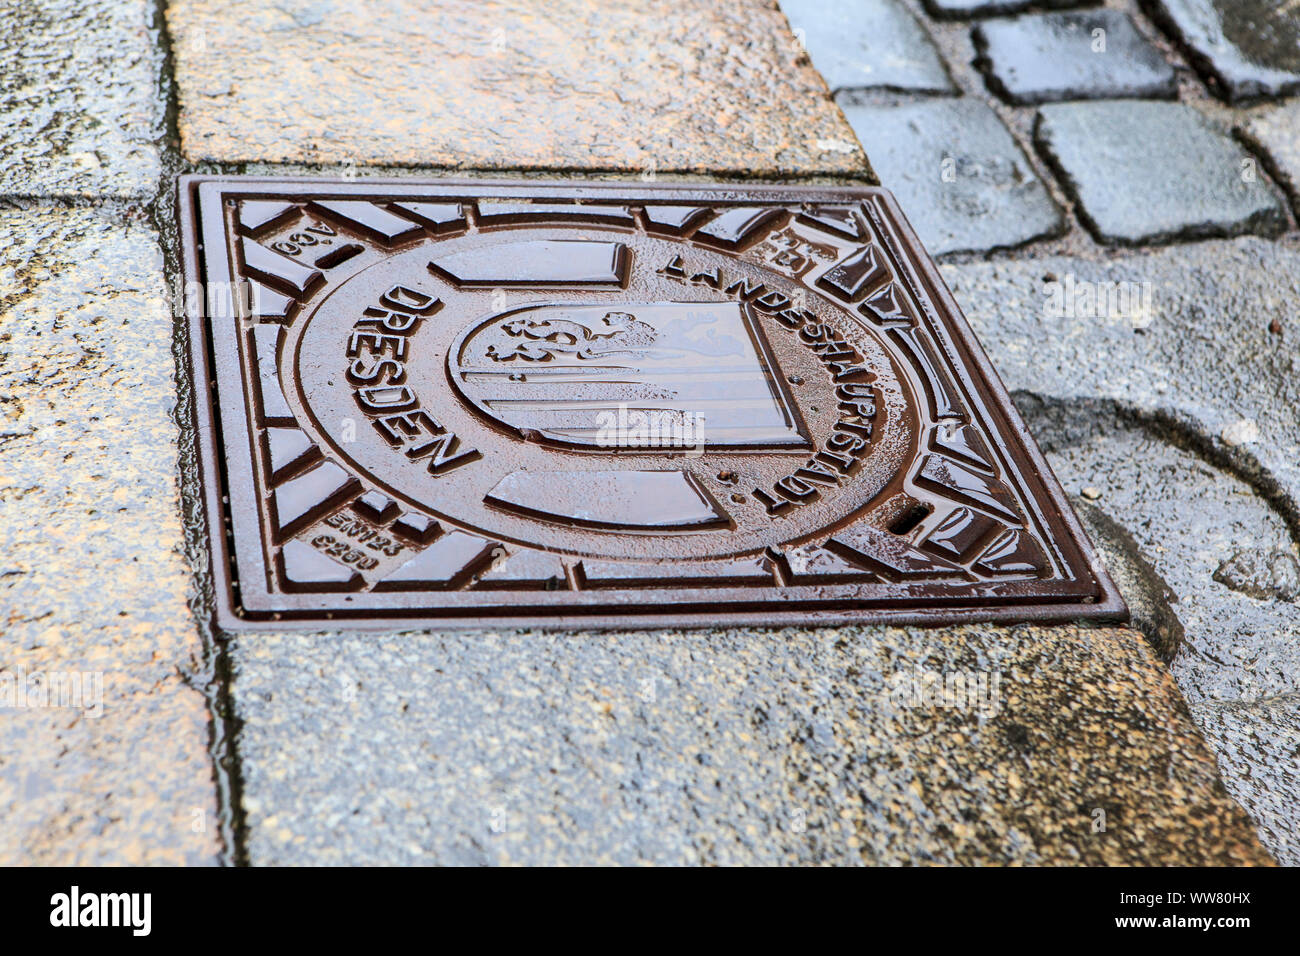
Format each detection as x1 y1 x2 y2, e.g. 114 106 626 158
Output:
165 0 869 177
0 205 220 865
942 238 1300 577
228 624 1270 865
0 0 164 198
1041 420 1299 705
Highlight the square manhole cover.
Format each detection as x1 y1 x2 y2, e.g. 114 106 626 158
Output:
179 177 1124 630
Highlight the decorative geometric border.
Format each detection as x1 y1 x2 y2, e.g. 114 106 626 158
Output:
178 176 1126 632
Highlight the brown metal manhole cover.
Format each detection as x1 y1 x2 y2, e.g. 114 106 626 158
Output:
178 177 1124 630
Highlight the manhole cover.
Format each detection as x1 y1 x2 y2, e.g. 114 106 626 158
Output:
179 177 1124 630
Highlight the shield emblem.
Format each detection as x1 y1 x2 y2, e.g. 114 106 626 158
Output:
448 301 810 450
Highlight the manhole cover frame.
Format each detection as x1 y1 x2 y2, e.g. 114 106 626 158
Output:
178 175 1126 631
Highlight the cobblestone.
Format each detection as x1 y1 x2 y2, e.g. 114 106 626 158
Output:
1034 100 1287 244
1146 0 1300 103
840 98 1062 255
974 10 1177 104
780 0 954 94
1239 98 1300 215
924 0 1085 19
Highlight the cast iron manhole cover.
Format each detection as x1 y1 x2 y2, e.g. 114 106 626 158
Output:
179 177 1123 630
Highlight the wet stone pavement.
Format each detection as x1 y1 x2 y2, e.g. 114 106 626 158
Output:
1034 100 1286 245
231 625 1267 866
0 0 165 198
972 10 1177 105
837 97 1063 255
166 0 867 177
1 0 1297 865
0 204 218 864
945 240 1300 862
